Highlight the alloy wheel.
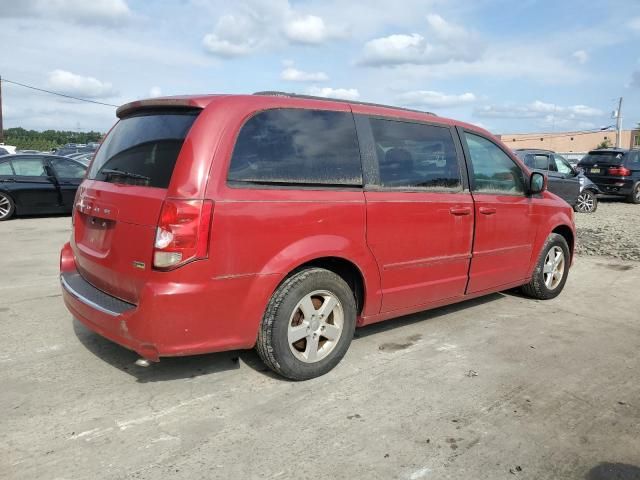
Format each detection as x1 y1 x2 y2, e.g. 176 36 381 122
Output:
543 246 565 290
575 191 595 212
0 194 11 219
287 290 344 363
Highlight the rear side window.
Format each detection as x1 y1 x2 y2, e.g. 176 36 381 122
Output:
0 160 13 175
368 118 461 190
624 151 640 167
88 111 199 188
464 133 525 195
525 154 550 170
50 157 87 178
228 109 362 186
12 157 47 176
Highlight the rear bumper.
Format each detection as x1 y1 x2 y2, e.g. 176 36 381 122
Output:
591 179 634 196
60 242 279 361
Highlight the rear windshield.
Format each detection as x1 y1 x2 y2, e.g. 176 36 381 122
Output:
578 151 627 166
88 110 199 188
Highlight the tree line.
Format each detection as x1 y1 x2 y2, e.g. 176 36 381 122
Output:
1 128 104 151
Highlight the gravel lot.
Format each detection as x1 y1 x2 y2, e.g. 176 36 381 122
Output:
2 216 640 480
575 198 640 261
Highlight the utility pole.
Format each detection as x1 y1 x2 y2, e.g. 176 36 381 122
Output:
0 75 4 144
615 97 623 148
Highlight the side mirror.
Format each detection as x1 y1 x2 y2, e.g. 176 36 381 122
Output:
529 171 546 194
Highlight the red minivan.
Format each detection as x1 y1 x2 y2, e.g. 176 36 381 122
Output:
60 92 576 380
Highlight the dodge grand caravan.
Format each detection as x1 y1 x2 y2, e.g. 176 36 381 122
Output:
60 92 576 380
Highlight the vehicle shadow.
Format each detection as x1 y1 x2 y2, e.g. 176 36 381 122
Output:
72 319 245 383
73 292 508 383
584 462 640 480
353 292 506 340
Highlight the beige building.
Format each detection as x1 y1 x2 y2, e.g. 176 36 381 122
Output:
497 129 640 153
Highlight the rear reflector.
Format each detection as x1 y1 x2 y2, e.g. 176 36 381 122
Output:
153 199 213 270
608 166 631 176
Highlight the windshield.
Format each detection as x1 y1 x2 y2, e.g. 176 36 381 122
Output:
88 110 199 188
578 151 626 166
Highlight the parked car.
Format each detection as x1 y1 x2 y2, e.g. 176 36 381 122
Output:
577 149 640 203
0 154 87 220
0 147 8 156
67 152 94 165
513 148 600 213
54 143 97 157
59 93 576 380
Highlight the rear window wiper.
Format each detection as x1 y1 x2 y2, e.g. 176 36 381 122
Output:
100 169 151 182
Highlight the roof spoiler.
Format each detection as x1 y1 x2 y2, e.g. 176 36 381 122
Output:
116 98 204 118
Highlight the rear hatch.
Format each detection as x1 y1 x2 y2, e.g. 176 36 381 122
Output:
72 109 200 304
578 151 628 184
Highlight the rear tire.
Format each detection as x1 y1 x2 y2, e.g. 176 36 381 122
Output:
256 268 357 380
626 182 640 204
0 192 15 221
574 190 597 213
522 233 570 300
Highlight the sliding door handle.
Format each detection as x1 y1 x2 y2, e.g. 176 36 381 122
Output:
479 207 497 215
449 207 472 216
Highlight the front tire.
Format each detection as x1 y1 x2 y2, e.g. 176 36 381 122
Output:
574 189 597 213
256 268 357 380
522 233 570 300
0 192 15 221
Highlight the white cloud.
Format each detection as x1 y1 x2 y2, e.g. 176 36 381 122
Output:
475 101 604 120
148 86 162 97
629 17 640 31
283 15 327 44
47 70 116 98
281 66 329 82
201 2 336 58
202 13 262 57
0 0 132 26
397 90 476 108
572 49 588 64
306 87 360 100
360 14 483 66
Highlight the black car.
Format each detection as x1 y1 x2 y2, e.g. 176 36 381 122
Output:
514 149 600 213
577 149 640 204
0 154 87 220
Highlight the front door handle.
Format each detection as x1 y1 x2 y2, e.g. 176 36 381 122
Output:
449 206 472 216
479 207 497 215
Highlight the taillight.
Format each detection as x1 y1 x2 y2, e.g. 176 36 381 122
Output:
608 166 631 176
153 199 213 270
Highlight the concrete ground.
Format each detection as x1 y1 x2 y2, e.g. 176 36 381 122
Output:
1 216 639 480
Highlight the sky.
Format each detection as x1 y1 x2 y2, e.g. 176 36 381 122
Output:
0 0 638 135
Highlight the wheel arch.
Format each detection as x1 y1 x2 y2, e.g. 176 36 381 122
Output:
286 256 367 315
551 224 575 256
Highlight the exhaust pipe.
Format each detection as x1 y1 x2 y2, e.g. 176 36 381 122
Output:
135 358 151 367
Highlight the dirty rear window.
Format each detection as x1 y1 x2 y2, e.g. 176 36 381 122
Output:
578 151 627 166
88 111 199 188
228 108 362 187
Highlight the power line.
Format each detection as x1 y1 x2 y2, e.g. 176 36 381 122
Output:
501 127 616 142
0 77 118 108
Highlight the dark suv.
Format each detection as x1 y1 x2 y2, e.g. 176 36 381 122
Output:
514 149 600 213
578 149 640 203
